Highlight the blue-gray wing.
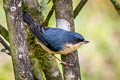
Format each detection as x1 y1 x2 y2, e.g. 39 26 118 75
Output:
43 28 75 51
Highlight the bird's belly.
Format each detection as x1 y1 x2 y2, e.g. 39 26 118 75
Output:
39 42 82 55
38 42 56 53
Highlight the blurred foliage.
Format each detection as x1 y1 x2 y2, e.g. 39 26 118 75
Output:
0 0 120 80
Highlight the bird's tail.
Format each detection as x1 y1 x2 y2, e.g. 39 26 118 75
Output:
23 11 47 45
23 11 42 37
23 11 38 26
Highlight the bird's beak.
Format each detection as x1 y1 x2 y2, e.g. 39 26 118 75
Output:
81 40 89 44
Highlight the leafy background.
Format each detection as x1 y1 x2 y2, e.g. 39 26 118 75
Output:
0 0 120 80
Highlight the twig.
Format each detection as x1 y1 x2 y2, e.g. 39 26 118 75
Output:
0 36 10 55
74 0 88 18
0 24 9 42
43 5 55 26
0 24 10 55
110 0 120 14
0 36 10 51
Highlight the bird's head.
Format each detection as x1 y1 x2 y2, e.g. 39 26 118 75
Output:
74 33 89 44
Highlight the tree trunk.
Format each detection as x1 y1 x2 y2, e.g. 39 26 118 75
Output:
3 0 34 80
54 0 81 80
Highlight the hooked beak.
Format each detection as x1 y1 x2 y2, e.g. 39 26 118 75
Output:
80 40 89 44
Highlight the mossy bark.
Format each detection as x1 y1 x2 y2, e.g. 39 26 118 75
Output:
23 0 62 80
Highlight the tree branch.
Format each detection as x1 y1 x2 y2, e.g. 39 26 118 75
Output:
0 36 10 55
0 36 10 51
110 0 120 14
0 24 10 55
0 24 9 42
43 5 55 26
74 0 88 18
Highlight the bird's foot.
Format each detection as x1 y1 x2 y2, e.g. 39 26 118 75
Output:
50 54 75 67
60 61 75 67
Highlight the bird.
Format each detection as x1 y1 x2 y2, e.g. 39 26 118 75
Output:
23 11 89 66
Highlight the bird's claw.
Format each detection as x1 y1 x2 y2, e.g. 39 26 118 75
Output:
61 61 75 67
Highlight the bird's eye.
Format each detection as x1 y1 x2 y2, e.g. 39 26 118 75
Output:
75 38 80 42
75 38 84 42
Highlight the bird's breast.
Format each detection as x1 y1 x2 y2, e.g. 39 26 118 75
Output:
38 41 82 54
58 42 83 54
